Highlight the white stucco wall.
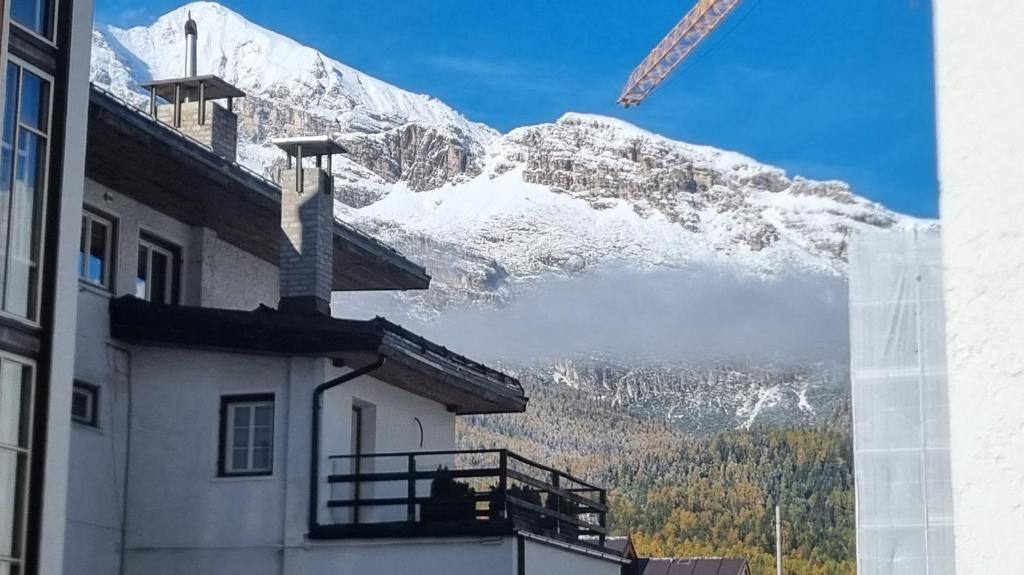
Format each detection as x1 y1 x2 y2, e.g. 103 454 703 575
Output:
521 537 624 575
320 363 457 525
124 535 515 575
933 1 1024 571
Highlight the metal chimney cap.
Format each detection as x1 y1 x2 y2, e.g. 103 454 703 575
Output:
184 11 197 35
272 136 347 158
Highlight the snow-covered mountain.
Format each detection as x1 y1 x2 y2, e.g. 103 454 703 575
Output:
90 2 917 432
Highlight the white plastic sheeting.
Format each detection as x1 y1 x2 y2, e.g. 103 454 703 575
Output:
849 230 955 575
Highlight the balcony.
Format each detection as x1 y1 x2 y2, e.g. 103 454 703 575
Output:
313 449 609 549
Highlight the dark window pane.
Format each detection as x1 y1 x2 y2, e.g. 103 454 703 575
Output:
150 249 169 304
252 448 271 470
0 362 28 447
253 427 271 449
18 72 48 132
254 405 273 426
0 66 20 309
11 0 52 38
4 131 45 317
231 447 248 471
0 449 26 557
71 390 87 416
232 427 248 447
78 215 87 278
233 405 250 427
88 220 108 285
135 245 148 299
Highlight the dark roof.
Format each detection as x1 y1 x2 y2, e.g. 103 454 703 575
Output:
87 85 429 291
604 536 637 559
139 75 246 101
635 558 749 575
109 297 527 415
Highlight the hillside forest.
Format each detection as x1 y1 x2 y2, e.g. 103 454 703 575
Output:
459 380 856 575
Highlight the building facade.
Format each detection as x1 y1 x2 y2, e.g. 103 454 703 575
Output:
933 1 1024 572
0 0 93 572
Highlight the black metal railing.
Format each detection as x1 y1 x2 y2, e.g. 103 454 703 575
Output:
320 449 608 548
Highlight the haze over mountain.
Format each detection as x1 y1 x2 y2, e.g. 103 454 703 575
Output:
90 1 920 432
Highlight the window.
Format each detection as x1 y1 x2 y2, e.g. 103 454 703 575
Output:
71 382 98 427
0 62 51 321
10 0 56 40
79 210 114 289
135 236 179 304
0 356 34 575
219 395 274 476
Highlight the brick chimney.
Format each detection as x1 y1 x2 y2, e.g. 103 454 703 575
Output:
139 13 244 161
272 137 344 315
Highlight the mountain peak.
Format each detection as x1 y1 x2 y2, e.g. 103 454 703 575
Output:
556 112 660 139
97 2 495 143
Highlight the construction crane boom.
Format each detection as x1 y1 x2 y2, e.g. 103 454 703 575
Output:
618 0 743 107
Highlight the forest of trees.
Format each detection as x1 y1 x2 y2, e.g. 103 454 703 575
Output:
460 380 855 575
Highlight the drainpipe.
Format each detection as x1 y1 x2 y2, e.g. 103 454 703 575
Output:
309 355 386 534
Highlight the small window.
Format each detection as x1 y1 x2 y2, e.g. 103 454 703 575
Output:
79 210 115 288
11 0 55 40
135 235 180 304
71 382 98 427
219 395 274 476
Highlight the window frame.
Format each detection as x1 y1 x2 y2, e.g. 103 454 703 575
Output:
218 394 275 478
9 0 60 46
0 57 54 325
79 208 116 290
0 353 36 575
135 233 181 305
70 381 99 428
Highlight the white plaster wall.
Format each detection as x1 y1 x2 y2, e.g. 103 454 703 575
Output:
933 1 1024 571
197 229 278 309
522 538 624 575
126 536 515 575
123 348 291 552
320 366 457 525
63 288 130 575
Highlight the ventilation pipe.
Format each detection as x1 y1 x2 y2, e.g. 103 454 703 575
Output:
184 11 198 77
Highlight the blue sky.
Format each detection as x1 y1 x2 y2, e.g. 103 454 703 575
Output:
96 0 938 217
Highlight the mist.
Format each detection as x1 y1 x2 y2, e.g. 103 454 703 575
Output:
337 265 849 366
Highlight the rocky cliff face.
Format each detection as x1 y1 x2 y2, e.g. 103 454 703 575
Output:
90 2 920 432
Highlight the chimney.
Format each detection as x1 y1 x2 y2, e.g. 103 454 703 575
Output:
138 14 245 160
272 137 344 315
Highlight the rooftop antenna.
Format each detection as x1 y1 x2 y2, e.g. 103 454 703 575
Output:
184 11 198 78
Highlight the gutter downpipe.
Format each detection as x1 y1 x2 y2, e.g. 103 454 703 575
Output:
309 354 387 535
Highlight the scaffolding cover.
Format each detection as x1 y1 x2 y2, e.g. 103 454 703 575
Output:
849 229 955 575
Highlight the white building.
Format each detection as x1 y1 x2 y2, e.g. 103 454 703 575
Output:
58 16 627 575
0 0 94 573
933 1 1024 572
